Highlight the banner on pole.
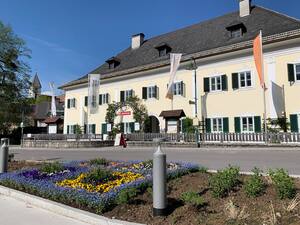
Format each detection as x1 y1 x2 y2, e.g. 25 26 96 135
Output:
49 82 56 117
88 74 101 114
253 31 265 88
166 53 182 99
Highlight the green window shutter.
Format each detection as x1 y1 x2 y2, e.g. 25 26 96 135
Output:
222 75 228 91
67 99 70 108
84 125 87 134
99 94 103 105
120 91 125 102
106 93 110 104
182 119 187 133
154 85 159 99
67 125 69 134
232 73 239 90
290 114 299 132
288 64 295 82
204 77 210 92
73 98 76 108
84 96 88 106
254 116 262 133
223 117 229 133
205 118 211 133
102 123 107 134
234 117 241 133
180 81 184 96
142 87 147 100
130 122 135 133
92 124 96 134
120 123 124 133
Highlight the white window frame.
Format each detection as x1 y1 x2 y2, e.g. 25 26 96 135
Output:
70 98 76 108
294 64 300 82
100 93 109 104
210 76 222 92
231 28 242 38
211 118 223 133
241 116 254 133
173 82 183 96
124 122 132 134
69 125 75 134
238 71 252 89
147 86 156 99
125 90 133 101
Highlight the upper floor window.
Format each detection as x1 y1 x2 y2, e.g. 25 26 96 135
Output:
232 71 252 90
173 81 184 96
295 64 300 81
155 42 171 57
67 98 76 108
99 93 109 105
120 89 134 102
204 75 227 92
231 28 242 38
142 86 158 100
226 22 246 39
106 57 120 69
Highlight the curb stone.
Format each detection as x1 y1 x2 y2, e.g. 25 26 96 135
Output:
0 185 145 225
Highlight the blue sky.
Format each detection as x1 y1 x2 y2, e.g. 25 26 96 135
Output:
1 0 299 94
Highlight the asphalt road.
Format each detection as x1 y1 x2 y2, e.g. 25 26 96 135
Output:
10 146 300 175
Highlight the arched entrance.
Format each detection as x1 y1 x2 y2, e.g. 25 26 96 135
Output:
146 116 160 133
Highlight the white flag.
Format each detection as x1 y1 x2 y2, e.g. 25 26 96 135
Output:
88 74 101 114
166 53 182 99
49 82 56 117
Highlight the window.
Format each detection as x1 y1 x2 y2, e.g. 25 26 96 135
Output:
173 82 184 96
231 28 242 38
211 118 223 132
125 90 133 100
122 122 134 134
67 98 76 108
210 76 222 91
239 71 252 88
99 93 109 105
155 43 172 57
241 117 254 132
295 64 300 81
106 57 120 69
147 86 156 99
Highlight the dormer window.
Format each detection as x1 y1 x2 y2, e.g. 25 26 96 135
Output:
226 22 246 39
106 57 120 69
155 42 172 57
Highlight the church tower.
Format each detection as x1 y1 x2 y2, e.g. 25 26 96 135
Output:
29 73 42 99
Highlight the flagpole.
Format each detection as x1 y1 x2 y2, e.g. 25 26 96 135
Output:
260 30 268 137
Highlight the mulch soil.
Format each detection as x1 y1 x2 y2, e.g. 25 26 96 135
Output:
6 161 300 225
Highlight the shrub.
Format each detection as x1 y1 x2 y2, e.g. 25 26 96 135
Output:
209 165 240 198
180 191 205 208
244 167 265 197
199 166 208 173
90 158 108 166
83 168 113 185
115 187 138 204
40 162 64 174
269 168 296 199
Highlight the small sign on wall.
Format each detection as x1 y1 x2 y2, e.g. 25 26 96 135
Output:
107 123 112 132
134 122 140 131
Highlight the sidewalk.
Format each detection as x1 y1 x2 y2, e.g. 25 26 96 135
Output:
0 194 89 225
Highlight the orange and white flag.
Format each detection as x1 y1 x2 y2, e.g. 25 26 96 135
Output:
253 31 265 88
166 53 182 99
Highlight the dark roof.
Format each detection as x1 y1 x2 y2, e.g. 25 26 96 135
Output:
60 6 300 89
159 110 186 118
32 73 41 89
43 116 63 124
32 98 64 120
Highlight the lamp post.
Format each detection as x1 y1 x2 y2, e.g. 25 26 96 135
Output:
187 58 200 147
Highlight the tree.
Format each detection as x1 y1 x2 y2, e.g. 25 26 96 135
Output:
0 20 31 134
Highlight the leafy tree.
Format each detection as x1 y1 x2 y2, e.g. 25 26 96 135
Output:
0 20 31 134
182 117 196 133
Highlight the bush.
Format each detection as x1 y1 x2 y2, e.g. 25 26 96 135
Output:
83 168 113 185
209 165 240 198
244 167 265 197
115 187 138 204
90 158 108 166
40 162 64 174
180 191 205 208
269 168 296 199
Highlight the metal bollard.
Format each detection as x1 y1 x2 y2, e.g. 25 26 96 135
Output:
153 139 167 216
0 138 9 173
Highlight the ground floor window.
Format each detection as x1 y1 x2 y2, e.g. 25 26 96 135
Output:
211 118 223 132
121 122 134 134
241 117 254 132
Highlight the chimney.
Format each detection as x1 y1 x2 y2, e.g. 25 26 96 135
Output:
131 33 145 49
239 0 251 17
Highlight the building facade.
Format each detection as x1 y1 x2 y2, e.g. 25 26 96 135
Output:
60 1 300 134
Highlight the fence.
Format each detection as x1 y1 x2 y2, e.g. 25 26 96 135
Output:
23 133 104 141
125 132 300 144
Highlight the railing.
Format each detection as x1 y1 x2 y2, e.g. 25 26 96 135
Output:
125 132 300 144
23 133 104 141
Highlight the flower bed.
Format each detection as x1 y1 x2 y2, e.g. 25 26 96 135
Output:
0 159 199 213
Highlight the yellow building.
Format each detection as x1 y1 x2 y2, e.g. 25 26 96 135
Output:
60 0 300 135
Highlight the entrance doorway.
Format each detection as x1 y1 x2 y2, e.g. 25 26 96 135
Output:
146 116 160 133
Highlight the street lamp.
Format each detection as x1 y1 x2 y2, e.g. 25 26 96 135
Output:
186 58 200 147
